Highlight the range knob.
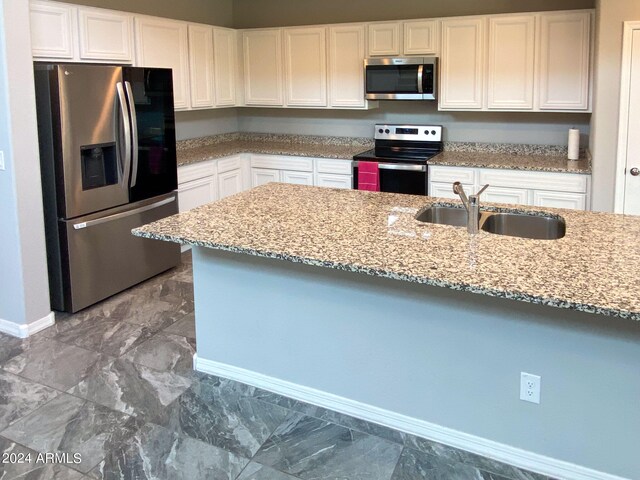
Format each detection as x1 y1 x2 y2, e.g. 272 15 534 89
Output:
385 129 390 134
378 128 384 134
424 130 430 135
431 130 437 135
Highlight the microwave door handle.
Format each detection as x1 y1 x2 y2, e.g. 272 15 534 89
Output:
417 65 424 94
115 82 132 189
124 81 139 188
378 163 427 172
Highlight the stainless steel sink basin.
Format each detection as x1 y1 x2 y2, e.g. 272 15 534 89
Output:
414 206 475 227
415 206 566 240
480 213 566 240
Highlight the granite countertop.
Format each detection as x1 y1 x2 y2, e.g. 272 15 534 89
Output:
177 134 372 167
428 151 591 174
133 184 639 321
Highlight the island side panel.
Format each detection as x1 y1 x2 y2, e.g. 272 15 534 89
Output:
191 247 640 479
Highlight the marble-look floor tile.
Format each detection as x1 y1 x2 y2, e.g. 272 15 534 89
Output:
124 278 194 317
0 436 85 479
2 339 112 391
253 412 403 480
314 407 405 445
391 447 513 480
0 370 60 431
0 331 48 365
251 389 320 418
163 312 196 339
88 423 248 480
237 462 302 480
122 333 195 377
69 359 192 424
1 393 141 473
163 375 289 458
51 318 157 357
404 435 552 480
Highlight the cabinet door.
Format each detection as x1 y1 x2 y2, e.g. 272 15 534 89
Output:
178 177 217 212
282 170 314 185
533 191 587 210
135 17 190 110
329 24 366 108
403 20 439 55
440 18 485 110
251 168 280 187
487 15 535 110
30 1 77 60
78 8 133 63
218 169 244 199
316 173 353 189
284 27 327 107
213 28 237 106
188 24 215 109
368 22 401 56
538 12 591 110
243 29 284 106
483 186 530 205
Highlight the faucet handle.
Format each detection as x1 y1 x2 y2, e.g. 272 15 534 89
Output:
475 184 489 196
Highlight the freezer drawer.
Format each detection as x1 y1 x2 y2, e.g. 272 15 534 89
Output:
57 192 180 312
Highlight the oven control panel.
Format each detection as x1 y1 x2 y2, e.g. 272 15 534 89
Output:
374 124 442 142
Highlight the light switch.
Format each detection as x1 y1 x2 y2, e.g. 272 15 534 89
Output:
0 150 5 170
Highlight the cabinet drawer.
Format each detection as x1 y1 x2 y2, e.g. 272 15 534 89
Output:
315 158 352 175
429 166 476 184
316 173 353 189
533 191 587 210
177 161 216 184
478 168 588 193
483 186 530 205
429 181 472 200
217 155 244 173
251 154 314 172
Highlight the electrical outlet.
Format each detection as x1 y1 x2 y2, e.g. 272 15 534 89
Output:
0 150 5 171
520 372 541 404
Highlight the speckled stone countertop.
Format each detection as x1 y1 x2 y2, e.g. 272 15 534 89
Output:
134 184 639 321
177 133 373 167
428 151 591 174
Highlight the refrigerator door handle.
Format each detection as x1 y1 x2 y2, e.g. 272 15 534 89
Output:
73 195 176 230
124 81 139 188
116 82 132 189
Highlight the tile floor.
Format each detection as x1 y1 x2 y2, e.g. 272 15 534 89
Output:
0 252 556 480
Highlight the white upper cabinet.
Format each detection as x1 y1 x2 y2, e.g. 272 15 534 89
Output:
440 17 486 110
213 28 238 107
243 29 284 106
328 24 366 108
538 11 592 110
284 27 327 107
368 22 401 56
30 1 77 60
487 15 535 110
403 20 439 55
188 24 215 109
135 17 190 110
78 8 133 63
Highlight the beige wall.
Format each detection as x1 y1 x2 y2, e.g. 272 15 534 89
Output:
63 0 233 27
233 0 594 28
590 0 640 212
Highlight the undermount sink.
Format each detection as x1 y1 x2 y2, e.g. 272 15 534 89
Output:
480 213 566 240
415 205 566 240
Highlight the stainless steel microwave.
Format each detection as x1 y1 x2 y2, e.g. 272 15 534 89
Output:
364 57 437 100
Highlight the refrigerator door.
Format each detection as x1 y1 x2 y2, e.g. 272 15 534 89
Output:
55 64 131 218
58 192 181 312
123 67 178 202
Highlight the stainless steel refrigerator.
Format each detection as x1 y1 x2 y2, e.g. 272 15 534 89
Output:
34 63 181 313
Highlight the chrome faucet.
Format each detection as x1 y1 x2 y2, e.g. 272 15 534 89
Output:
453 182 489 234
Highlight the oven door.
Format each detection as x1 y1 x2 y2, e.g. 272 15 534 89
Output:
365 57 436 100
353 162 427 195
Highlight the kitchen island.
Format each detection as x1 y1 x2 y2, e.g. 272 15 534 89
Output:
133 184 640 480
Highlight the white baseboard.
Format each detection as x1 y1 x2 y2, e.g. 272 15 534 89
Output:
0 311 55 338
195 356 629 480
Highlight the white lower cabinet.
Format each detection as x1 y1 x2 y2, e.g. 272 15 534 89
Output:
251 168 280 187
218 169 245 199
282 170 314 185
428 165 590 210
178 177 217 212
315 173 352 189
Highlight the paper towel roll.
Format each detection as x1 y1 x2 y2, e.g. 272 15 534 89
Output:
568 128 580 160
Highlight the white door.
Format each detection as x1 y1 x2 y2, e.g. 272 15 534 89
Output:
243 29 284 106
30 1 77 60
328 24 366 108
218 169 244 199
616 23 640 215
251 168 280 187
403 20 439 55
284 27 327 107
213 28 237 106
367 22 401 56
188 24 215 109
178 176 217 212
77 7 133 63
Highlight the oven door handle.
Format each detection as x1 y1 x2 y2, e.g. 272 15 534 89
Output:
378 163 427 172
